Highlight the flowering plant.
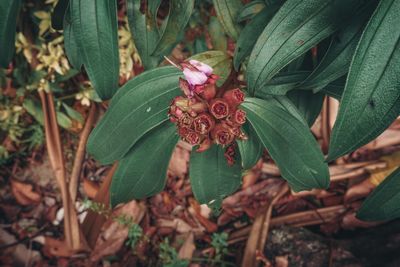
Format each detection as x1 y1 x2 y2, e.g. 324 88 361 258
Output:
1 0 400 219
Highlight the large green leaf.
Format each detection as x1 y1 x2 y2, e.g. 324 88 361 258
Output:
63 4 83 69
237 123 263 170
126 0 161 69
272 96 309 126
189 51 232 86
233 1 283 70
247 0 369 95
357 167 400 221
254 71 310 96
242 97 329 191
321 76 345 100
152 0 194 56
52 0 69 31
212 0 243 41
87 67 181 165
300 1 379 92
237 0 266 23
287 90 325 127
0 0 21 68
110 122 179 207
70 0 119 100
209 16 227 52
190 145 242 209
328 0 400 161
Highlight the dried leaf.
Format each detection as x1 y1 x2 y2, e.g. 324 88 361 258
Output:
43 237 73 258
10 180 41 206
82 179 99 199
178 232 195 260
90 200 145 262
167 145 190 179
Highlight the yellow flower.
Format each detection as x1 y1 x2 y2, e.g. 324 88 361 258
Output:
34 11 52 36
45 0 58 7
118 24 141 80
15 33 35 63
76 82 101 106
37 36 70 75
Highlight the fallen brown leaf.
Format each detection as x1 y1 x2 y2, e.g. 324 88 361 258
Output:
43 237 74 258
178 232 196 260
275 255 289 267
82 179 99 199
90 200 146 262
341 213 382 229
10 180 41 206
168 145 190 178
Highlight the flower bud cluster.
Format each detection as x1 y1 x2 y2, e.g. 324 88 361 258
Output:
169 59 247 163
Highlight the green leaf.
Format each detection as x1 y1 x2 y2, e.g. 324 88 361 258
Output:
87 66 181 165
189 145 242 209
247 0 369 95
242 97 329 191
0 0 21 68
233 2 282 70
52 0 69 31
24 99 76 130
63 4 83 70
152 0 194 56
23 99 45 125
212 0 243 41
56 111 73 130
148 0 162 27
300 1 379 92
110 122 178 207
189 51 232 87
237 0 266 23
70 0 119 100
321 76 345 100
254 71 310 96
272 96 309 126
209 16 227 51
357 167 400 221
126 0 162 69
287 90 325 127
328 0 400 161
237 123 263 170
62 103 84 123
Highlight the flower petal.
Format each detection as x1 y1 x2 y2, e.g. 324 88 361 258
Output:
189 59 213 76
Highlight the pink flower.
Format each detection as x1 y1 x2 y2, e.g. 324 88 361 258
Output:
188 59 213 76
182 68 208 87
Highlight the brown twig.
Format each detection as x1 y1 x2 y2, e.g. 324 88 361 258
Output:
82 162 118 248
241 184 289 267
229 205 348 245
39 90 81 250
69 103 97 202
321 97 331 154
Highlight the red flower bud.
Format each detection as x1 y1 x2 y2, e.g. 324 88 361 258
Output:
193 113 215 134
199 83 216 101
210 98 230 119
211 123 234 145
178 113 194 127
178 126 190 137
184 131 201 145
190 101 207 113
224 144 236 166
223 88 245 108
233 109 246 125
229 126 241 137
